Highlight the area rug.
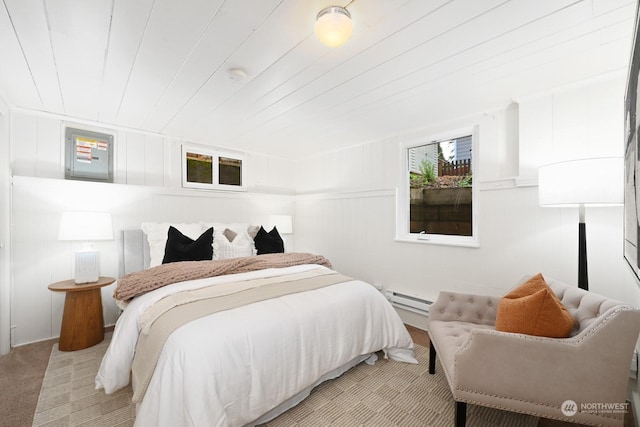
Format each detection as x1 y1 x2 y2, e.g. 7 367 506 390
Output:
33 338 537 426
263 344 538 426
31 335 134 427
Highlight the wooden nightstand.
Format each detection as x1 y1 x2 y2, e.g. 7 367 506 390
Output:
48 276 115 351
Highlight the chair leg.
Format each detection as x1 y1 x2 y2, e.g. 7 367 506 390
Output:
455 401 467 427
428 340 436 374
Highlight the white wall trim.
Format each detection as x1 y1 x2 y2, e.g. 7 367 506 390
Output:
11 173 296 201
393 307 429 331
295 188 395 200
513 69 626 104
295 178 539 198
477 177 538 191
0 105 10 354
10 106 292 162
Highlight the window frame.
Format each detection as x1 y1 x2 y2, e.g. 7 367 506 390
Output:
181 143 247 192
395 126 479 247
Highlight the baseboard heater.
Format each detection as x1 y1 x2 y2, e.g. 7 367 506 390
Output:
385 290 432 316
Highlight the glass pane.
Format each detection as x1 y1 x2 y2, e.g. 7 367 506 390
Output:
408 136 472 236
186 152 213 184
219 157 242 186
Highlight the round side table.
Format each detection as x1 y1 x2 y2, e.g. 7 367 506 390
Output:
48 276 115 351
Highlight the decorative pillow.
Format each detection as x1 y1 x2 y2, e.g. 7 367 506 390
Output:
141 222 204 268
495 273 575 338
254 226 285 255
247 225 260 240
162 226 213 264
223 228 237 242
200 222 251 235
213 229 256 260
201 222 259 259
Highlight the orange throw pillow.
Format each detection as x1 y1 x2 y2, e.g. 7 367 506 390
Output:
495 274 575 338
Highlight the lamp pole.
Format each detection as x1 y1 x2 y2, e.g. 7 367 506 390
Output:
578 204 588 290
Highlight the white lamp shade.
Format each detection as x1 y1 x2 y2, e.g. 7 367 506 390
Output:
267 215 293 234
538 157 623 207
315 6 353 47
58 211 114 241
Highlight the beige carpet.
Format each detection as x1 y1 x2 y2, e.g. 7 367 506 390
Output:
33 339 537 426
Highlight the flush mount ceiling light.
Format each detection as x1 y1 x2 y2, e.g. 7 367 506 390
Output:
315 6 353 47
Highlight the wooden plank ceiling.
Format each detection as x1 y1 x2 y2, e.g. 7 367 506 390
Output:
0 0 635 159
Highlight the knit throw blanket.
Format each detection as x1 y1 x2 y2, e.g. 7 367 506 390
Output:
114 252 332 302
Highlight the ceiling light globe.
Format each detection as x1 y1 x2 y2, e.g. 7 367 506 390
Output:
315 6 353 48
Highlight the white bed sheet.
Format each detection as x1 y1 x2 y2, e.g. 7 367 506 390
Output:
96 265 416 427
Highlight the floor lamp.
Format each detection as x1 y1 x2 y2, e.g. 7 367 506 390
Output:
538 158 623 291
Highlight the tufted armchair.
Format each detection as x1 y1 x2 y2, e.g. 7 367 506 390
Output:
427 275 640 427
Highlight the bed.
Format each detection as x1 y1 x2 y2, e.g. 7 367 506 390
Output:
95 227 417 427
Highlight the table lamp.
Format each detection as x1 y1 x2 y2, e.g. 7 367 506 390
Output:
538 157 623 290
58 211 113 284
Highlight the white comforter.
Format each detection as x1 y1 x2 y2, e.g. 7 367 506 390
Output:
96 264 416 427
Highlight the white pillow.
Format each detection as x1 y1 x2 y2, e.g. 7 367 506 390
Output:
200 222 257 260
141 222 204 268
200 222 250 235
213 229 256 260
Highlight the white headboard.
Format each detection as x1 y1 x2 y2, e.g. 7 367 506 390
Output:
121 229 150 276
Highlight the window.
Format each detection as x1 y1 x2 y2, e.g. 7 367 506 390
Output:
397 127 478 247
182 144 246 191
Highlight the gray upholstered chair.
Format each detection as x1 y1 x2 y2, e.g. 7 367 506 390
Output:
427 275 640 427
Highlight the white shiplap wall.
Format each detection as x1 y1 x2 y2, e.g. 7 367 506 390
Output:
0 98 10 355
9 110 295 346
294 75 640 310
7 74 640 347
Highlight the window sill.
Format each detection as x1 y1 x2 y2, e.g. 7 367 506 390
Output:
394 235 479 248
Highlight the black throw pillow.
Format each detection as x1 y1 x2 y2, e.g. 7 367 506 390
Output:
162 226 213 264
254 226 284 255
